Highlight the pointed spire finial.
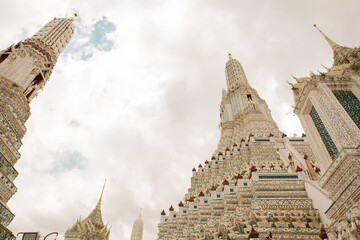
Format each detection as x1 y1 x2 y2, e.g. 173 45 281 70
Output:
321 64 329 70
69 13 78 22
313 24 339 51
291 74 297 80
228 53 232 60
139 208 142 219
96 179 107 210
286 80 294 88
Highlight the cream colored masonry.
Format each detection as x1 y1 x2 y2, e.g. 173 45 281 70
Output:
0 17 74 102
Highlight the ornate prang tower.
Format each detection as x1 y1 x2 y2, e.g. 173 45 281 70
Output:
158 55 326 239
130 209 144 240
64 181 111 240
291 25 360 239
0 16 75 237
218 54 282 149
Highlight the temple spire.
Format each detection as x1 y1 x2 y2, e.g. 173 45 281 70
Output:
313 24 339 51
313 24 359 66
64 180 110 239
97 179 107 210
130 208 144 240
225 54 249 91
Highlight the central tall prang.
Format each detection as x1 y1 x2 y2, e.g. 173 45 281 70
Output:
218 54 282 149
157 55 325 240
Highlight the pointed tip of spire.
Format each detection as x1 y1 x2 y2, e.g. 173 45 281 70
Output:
313 24 339 51
313 23 320 31
228 53 232 60
96 179 107 210
139 208 142 219
69 13 78 22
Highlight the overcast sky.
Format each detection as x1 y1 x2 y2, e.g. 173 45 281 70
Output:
1 0 360 239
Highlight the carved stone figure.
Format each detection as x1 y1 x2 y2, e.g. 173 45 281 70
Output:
248 99 256 109
336 219 349 240
240 215 253 233
291 212 307 228
274 212 288 228
348 216 360 240
350 205 360 228
256 211 271 227
307 211 321 228
327 228 338 240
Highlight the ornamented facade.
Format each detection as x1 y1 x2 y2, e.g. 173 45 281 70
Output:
157 54 325 239
291 25 360 240
130 209 144 240
0 16 75 237
64 181 111 240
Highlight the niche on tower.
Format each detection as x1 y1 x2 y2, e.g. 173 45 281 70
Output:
24 72 45 99
32 73 44 86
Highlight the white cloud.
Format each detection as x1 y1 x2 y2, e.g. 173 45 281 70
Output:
0 0 359 239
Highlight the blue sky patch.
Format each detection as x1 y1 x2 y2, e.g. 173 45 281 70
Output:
90 17 116 51
49 151 86 174
63 16 116 60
